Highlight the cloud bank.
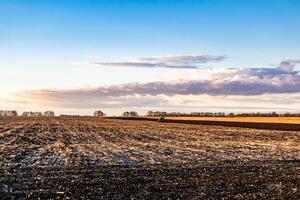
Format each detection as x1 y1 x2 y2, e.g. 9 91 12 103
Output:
92 55 226 69
14 60 300 110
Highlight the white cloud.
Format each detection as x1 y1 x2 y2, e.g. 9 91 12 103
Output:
3 58 299 115
12 61 300 109
91 55 226 69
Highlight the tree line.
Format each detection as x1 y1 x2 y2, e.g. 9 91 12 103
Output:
146 111 300 117
2 109 300 117
0 110 55 117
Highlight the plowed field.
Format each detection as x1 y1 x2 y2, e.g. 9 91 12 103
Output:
0 117 299 199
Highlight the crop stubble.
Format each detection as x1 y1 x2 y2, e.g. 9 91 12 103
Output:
0 117 299 199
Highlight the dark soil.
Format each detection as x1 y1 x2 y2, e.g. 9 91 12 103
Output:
0 117 299 199
0 161 299 200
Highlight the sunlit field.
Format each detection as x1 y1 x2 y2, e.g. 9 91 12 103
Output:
146 116 300 124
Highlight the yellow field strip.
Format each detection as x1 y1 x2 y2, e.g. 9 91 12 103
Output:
145 117 300 124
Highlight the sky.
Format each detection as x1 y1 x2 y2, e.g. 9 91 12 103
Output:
1 0 300 115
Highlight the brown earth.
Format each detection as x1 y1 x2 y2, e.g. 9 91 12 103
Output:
108 116 300 131
0 117 299 199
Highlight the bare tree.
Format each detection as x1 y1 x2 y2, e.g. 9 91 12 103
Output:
0 110 18 117
122 111 138 117
93 110 105 117
44 111 55 117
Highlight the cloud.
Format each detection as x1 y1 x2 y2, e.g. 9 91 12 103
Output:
283 59 300 64
91 55 226 69
278 61 295 73
14 61 300 111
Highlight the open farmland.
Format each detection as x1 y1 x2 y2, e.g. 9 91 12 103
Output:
0 117 299 199
146 116 300 124
110 116 300 131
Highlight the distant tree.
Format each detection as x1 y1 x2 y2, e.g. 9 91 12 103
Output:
122 111 138 117
227 113 235 117
0 110 18 117
147 111 154 116
33 112 43 117
22 112 29 117
122 111 130 117
12 111 18 117
129 111 138 117
270 112 278 117
44 111 55 117
93 110 105 117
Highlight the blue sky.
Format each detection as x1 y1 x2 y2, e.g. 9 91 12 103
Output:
1 0 300 115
